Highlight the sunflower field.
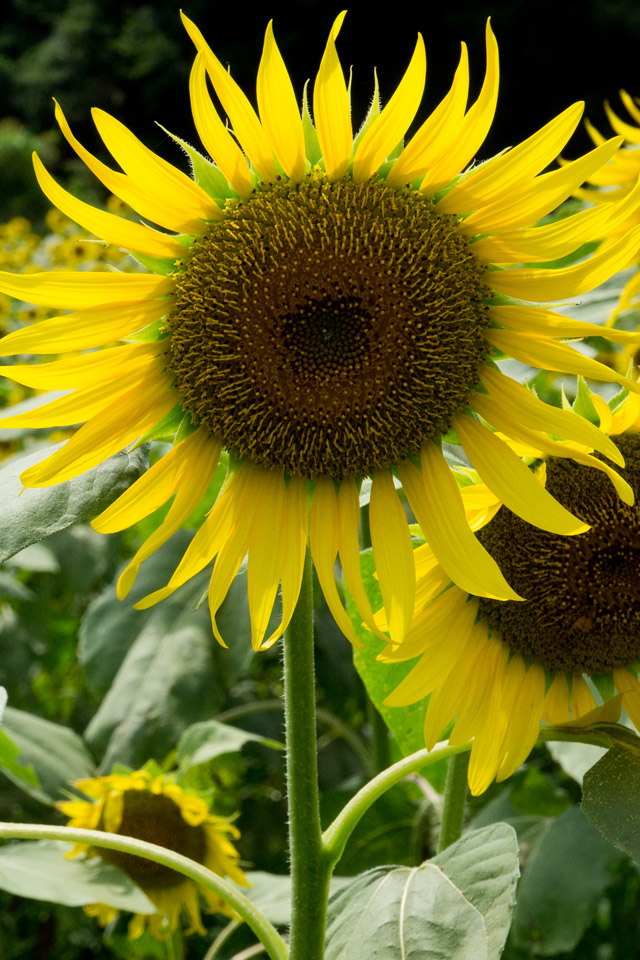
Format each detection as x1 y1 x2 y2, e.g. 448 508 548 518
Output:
3 2 640 959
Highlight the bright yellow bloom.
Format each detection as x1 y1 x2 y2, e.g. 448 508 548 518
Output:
380 391 640 795
57 768 247 939
1 14 640 648
575 91 640 319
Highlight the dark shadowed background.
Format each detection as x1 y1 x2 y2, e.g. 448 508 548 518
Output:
1 0 639 220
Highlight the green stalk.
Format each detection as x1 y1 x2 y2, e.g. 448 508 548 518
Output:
0 823 288 960
322 740 472 866
437 750 469 852
283 546 331 960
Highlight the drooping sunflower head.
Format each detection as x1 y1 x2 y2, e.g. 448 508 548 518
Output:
58 767 247 939
2 13 640 650
381 390 640 795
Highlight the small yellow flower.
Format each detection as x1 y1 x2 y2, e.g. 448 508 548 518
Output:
58 768 247 939
1 14 640 648
380 391 640 795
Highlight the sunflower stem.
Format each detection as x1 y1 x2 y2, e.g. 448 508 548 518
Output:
283 545 330 960
0 824 288 960
437 750 470 852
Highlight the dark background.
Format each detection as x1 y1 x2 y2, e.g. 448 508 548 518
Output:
1 0 639 220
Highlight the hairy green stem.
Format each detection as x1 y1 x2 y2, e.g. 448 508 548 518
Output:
322 740 472 866
283 547 331 960
437 750 470 852
0 823 288 960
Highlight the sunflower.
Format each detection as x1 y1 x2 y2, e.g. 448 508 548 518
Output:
379 389 640 795
57 767 247 939
574 91 640 319
1 14 640 650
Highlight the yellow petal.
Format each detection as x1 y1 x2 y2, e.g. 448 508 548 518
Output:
313 11 352 180
397 446 521 600
479 366 624 466
2 341 161 390
438 101 583 215
0 299 168 356
247 469 287 649
369 470 415 645
267 475 308 647
571 675 596 719
21 367 176 486
380 586 469 661
487 328 640 394
189 51 253 198
337 478 387 640
53 100 210 234
32 153 185 259
352 34 426 183
420 20 499 194
310 478 363 647
181 12 276 182
496 662 546 781
92 108 221 230
386 43 469 188
490 303 640 346
613 668 640 731
257 22 306 181
466 643 512 795
541 674 572 725
0 270 172 310
605 100 640 142
453 412 588 535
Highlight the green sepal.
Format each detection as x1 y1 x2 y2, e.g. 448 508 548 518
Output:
353 71 381 150
609 384 629 413
302 80 322 167
157 124 237 202
589 673 616 701
130 251 180 275
571 377 599 424
124 318 168 343
133 403 185 447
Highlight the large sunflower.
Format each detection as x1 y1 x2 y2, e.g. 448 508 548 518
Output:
57 767 247 939
1 14 640 648
380 390 640 795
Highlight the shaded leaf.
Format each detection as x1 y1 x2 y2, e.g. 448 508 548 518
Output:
0 840 154 914
176 719 282 773
582 742 640 862
1 706 95 803
0 443 149 562
325 824 519 960
510 806 624 955
234 871 350 927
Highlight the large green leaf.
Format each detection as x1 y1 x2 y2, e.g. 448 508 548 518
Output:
510 806 624 955
1 707 95 803
176 719 282 773
582 741 640 862
325 823 519 960
0 442 149 562
0 840 154 913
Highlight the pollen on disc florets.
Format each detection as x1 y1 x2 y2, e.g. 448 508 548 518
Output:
167 173 490 479
477 434 640 674
97 790 206 890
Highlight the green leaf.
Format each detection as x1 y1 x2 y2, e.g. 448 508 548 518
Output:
1 707 95 803
546 740 607 785
233 871 350 927
582 741 640 861
0 840 154 914
349 553 445 784
510 806 624 955
80 532 257 771
0 443 149 562
0 728 39 790
176 719 282 773
325 824 519 960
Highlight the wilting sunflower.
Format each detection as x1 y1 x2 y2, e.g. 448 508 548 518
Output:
2 14 640 649
380 389 640 795
57 767 247 939
574 91 640 319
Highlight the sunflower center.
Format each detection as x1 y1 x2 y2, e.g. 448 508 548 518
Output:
477 434 640 673
97 790 207 891
167 174 490 479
